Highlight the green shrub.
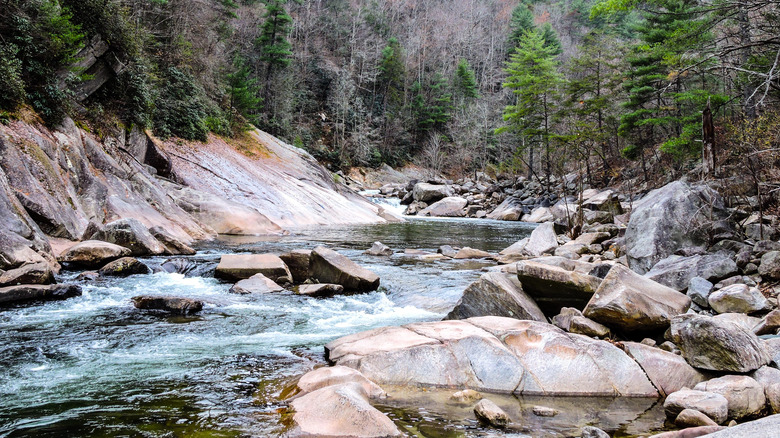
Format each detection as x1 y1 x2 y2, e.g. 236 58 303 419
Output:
153 67 210 141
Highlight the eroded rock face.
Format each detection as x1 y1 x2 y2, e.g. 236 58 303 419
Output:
59 240 131 268
310 246 380 292
131 295 203 314
0 284 81 305
229 274 284 294
445 272 545 321
584 264 690 333
624 181 728 274
215 254 292 282
89 218 166 256
516 260 602 315
325 317 658 397
670 314 770 373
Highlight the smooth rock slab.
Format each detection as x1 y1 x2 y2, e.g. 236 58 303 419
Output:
0 284 82 305
310 246 380 292
670 314 770 373
294 366 386 399
444 272 545 321
584 264 691 333
664 389 729 424
704 413 780 437
58 240 131 268
132 295 203 315
288 382 401 438
229 274 283 294
215 254 292 282
453 247 493 259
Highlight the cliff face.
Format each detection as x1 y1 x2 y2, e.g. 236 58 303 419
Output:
0 117 386 271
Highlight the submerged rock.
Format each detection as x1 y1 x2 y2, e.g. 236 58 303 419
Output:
98 257 150 277
215 254 292 282
132 295 203 314
0 284 81 305
229 274 284 294
310 246 379 292
59 240 131 268
445 272 545 321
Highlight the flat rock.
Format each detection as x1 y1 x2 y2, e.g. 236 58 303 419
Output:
516 260 602 315
444 272 545 321
98 257 150 277
623 341 709 396
58 240 131 268
645 254 738 291
279 250 311 284
229 274 284 294
215 254 292 282
664 389 729 424
453 247 493 259
0 284 81 305
670 314 770 373
709 284 769 314
288 383 401 438
310 246 380 292
298 283 344 297
419 196 467 217
0 262 54 286
584 264 691 333
694 375 766 420
474 399 509 428
132 295 203 314
89 218 166 256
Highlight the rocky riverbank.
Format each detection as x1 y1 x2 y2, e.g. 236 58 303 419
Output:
283 179 780 437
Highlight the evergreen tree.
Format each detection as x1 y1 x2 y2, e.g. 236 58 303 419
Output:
453 58 479 102
508 4 535 47
411 74 453 138
499 30 563 186
540 23 563 56
256 0 292 89
378 37 405 108
226 55 262 129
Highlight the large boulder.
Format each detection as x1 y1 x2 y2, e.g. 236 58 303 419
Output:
624 181 728 274
516 260 602 315
664 389 729 424
670 314 770 373
419 196 467 217
287 383 401 438
582 190 623 216
0 284 81 305
325 317 658 397
708 284 770 314
229 274 284 294
215 254 292 282
524 222 558 257
758 251 780 280
694 375 766 420
487 197 525 221
623 342 709 397
149 226 196 255
412 183 451 203
309 246 380 292
583 264 691 333
89 218 166 256
279 250 311 283
132 295 203 315
522 207 554 223
0 262 55 286
98 257 150 277
703 414 780 437
58 240 132 268
445 272 545 321
645 254 738 291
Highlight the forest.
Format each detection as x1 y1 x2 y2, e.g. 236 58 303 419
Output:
1 0 779 187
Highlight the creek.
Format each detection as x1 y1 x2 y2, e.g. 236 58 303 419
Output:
1 217 553 437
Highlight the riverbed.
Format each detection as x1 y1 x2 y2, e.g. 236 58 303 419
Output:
1 217 553 437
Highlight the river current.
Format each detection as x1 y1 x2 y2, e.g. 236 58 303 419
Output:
1 216 543 437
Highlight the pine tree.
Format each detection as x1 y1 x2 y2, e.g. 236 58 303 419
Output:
411 74 453 138
378 37 405 109
499 30 563 186
226 55 262 129
508 4 535 48
540 23 563 56
453 58 479 102
256 0 292 93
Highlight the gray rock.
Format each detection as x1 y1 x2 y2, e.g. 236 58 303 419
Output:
759 251 780 280
59 240 131 268
695 375 766 420
474 399 509 428
675 408 718 427
623 341 709 397
584 264 691 333
149 226 196 255
0 262 54 286
438 245 459 258
524 222 559 256
131 295 203 314
364 242 393 256
670 314 770 373
581 426 610 438
687 277 714 308
487 197 525 221
445 272 545 321
753 309 780 335
645 254 738 291
418 196 467 217
89 218 166 256
664 389 729 424
0 284 81 305
624 181 728 274
412 183 452 203
98 257 150 277
310 246 380 292
215 254 292 282
708 284 770 314
703 414 780 437
279 250 311 284
516 260 602 315
229 274 284 294
298 283 345 297
754 241 780 258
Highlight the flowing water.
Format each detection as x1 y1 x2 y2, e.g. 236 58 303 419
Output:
1 216 569 438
